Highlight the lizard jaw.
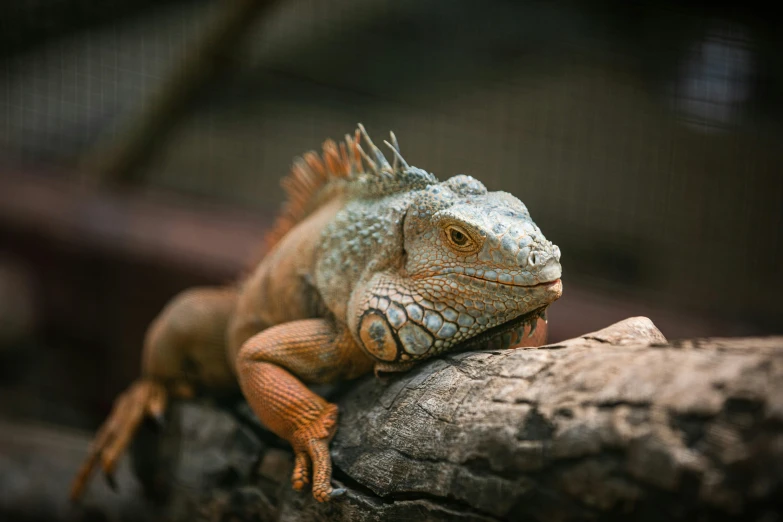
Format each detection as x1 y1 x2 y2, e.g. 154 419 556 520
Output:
450 305 551 355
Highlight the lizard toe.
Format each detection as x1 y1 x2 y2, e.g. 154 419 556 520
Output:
289 404 340 502
291 451 311 490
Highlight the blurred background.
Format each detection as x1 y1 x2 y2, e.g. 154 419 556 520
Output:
0 0 781 519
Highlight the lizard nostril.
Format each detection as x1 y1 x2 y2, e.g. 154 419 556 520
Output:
528 251 539 267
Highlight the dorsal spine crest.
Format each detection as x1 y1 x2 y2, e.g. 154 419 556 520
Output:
264 124 438 251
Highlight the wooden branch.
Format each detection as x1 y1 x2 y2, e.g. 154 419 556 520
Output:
2 318 780 520
136 317 783 521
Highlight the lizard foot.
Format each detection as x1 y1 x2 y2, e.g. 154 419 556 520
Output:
290 403 344 502
70 379 167 501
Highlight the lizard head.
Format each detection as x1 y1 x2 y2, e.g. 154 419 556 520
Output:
399 175 562 356
344 127 562 367
355 173 562 366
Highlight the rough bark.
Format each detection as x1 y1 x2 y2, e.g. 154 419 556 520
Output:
116 318 783 520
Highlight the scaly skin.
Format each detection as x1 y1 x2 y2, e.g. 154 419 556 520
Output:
70 125 562 503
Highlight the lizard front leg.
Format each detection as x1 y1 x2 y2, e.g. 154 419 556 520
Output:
236 319 372 502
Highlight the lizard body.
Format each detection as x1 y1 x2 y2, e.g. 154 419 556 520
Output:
71 125 563 503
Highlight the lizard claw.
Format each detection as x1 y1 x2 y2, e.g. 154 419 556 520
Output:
150 411 166 429
103 471 118 492
373 361 414 381
329 487 347 499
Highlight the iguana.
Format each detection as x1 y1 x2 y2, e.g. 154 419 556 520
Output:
70 125 563 503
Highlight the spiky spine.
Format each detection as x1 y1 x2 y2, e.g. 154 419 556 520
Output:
263 125 436 251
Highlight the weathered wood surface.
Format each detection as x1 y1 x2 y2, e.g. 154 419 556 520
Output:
153 317 783 521
3 317 782 521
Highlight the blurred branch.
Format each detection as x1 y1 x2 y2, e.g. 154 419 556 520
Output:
0 173 269 278
0 0 197 61
79 0 280 186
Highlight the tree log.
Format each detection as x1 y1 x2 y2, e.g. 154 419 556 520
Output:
113 318 783 520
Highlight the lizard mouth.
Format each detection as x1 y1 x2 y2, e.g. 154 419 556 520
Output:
519 278 561 289
459 275 562 289
451 306 548 354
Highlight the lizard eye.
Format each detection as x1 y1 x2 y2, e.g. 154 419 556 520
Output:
444 225 477 252
450 229 467 245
